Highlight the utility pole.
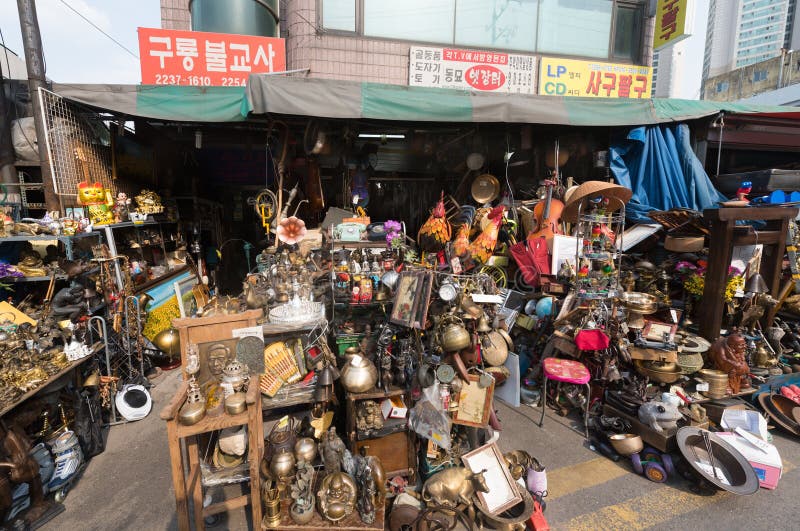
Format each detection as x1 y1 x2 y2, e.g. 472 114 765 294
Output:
17 0 60 212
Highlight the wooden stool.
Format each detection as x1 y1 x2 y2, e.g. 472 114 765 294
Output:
161 382 263 531
537 357 591 438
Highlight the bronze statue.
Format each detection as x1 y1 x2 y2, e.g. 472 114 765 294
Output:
710 331 751 394
51 285 87 322
319 427 346 475
317 472 356 523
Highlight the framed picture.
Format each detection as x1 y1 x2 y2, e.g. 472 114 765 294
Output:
389 272 421 328
461 442 522 515
412 270 434 329
173 274 200 318
196 338 239 390
452 373 494 428
642 320 678 343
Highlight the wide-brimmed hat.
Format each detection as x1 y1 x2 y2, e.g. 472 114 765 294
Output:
676 427 759 495
561 181 633 223
115 384 152 422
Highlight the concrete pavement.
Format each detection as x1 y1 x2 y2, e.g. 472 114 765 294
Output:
42 370 800 530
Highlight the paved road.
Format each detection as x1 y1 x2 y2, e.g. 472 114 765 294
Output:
44 370 800 530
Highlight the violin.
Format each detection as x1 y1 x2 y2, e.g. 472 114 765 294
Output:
528 179 564 242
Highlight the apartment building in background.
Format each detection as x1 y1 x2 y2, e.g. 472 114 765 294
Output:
703 0 800 83
161 0 655 91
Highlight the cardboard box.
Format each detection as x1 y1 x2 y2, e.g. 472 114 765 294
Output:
717 432 783 489
381 396 408 419
721 409 769 441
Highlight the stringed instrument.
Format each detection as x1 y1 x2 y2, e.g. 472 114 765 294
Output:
528 141 565 242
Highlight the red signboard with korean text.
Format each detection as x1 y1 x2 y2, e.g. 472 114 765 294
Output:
138 27 285 86
409 46 536 94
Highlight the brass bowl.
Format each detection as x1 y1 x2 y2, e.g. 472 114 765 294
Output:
698 369 729 381
608 433 644 456
634 360 682 384
619 292 658 314
224 392 247 415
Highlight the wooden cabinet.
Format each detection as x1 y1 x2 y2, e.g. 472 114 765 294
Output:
345 387 416 480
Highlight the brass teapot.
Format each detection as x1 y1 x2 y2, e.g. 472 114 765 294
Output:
438 315 471 353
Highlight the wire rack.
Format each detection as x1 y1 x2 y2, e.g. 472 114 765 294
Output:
38 87 119 206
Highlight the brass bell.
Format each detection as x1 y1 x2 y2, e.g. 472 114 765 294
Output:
476 314 492 333
745 272 769 294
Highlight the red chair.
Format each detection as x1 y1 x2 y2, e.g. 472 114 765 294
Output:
537 357 591 437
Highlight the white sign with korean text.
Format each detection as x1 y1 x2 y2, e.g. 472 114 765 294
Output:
409 46 536 94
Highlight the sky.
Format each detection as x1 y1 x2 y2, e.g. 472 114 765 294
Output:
0 0 160 84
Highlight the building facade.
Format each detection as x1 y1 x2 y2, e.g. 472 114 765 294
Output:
652 0 710 99
703 49 800 103
160 0 654 87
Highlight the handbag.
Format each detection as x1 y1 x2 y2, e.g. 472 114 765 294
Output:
74 388 106 458
574 328 610 351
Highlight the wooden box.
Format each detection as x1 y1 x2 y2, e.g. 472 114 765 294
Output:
603 403 709 453
354 431 415 480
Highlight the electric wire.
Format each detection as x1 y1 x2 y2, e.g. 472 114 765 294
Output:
57 0 139 60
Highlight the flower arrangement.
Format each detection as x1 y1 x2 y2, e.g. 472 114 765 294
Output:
384 220 403 247
676 260 744 302
0 262 23 291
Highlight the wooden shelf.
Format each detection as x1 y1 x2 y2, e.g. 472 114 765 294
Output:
346 386 406 402
0 343 101 418
0 231 100 243
330 240 389 249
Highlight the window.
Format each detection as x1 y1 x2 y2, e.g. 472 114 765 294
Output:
716 81 729 92
364 0 455 42
753 70 768 81
321 0 642 62
537 0 613 59
455 0 538 52
613 2 642 62
323 0 356 31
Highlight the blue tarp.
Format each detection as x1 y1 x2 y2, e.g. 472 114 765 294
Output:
609 123 727 223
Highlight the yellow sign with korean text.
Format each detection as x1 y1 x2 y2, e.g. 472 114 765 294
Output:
654 0 690 51
538 57 652 99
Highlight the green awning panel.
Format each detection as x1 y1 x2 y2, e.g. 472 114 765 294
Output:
52 83 248 122
55 77 800 126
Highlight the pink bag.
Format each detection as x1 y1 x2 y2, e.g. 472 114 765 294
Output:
574 329 610 351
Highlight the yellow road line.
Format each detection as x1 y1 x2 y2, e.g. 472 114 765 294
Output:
547 457 630 501
557 483 727 531
555 458 796 531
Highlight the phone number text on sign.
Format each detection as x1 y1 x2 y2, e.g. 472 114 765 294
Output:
138 27 286 86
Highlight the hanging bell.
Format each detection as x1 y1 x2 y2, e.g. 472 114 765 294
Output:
314 383 332 402
318 364 336 386
745 272 769 294
476 314 492 333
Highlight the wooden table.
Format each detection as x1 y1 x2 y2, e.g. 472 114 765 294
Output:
700 206 798 342
160 382 263 531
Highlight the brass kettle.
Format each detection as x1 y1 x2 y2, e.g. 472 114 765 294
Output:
439 315 472 353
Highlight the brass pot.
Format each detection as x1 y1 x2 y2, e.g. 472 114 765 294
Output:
270 448 296 479
153 327 181 358
294 437 317 463
340 355 378 393
440 318 471 352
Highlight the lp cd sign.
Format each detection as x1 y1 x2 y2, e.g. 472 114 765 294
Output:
542 64 568 95
538 57 652 99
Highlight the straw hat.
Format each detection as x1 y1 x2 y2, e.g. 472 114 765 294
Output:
561 181 633 223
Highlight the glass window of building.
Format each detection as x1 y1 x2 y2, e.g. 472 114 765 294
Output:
364 0 455 43
612 2 642 62
537 0 613 58
323 0 357 31
454 0 538 52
